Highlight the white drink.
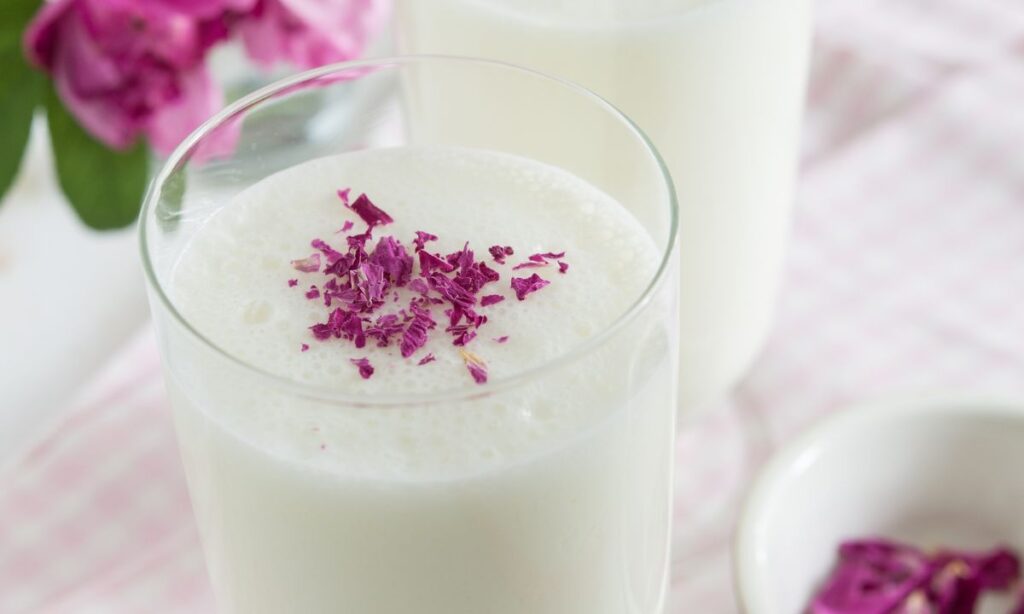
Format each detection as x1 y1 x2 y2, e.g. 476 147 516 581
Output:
165 146 676 613
396 0 813 410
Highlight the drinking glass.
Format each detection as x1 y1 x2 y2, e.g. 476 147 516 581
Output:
141 57 679 614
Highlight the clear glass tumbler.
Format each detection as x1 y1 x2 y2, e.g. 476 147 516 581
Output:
396 0 813 414
141 57 679 614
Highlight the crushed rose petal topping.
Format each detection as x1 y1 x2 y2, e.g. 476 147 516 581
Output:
460 350 488 384
350 357 374 379
511 273 550 301
289 189 567 384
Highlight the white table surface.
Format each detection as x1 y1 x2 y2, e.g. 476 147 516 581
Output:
0 121 149 463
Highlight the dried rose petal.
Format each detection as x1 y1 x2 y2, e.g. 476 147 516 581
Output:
417 353 436 366
407 278 430 295
494 335 508 343
558 261 569 274
400 304 435 358
300 343 309 352
413 231 438 251
366 313 403 347
460 350 487 384
419 250 455 275
488 245 513 264
960 547 1019 589
810 539 932 614
511 274 550 301
513 251 565 270
288 278 298 287
305 286 320 300
452 330 476 346
291 253 322 273
350 357 374 379
430 272 476 310
512 261 547 270
369 236 413 286
347 193 393 227
311 239 343 264
480 294 504 307
340 220 354 232
810 539 1022 614
353 263 387 310
337 188 351 206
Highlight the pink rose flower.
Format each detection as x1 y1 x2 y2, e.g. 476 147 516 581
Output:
239 0 387 70
24 0 247 155
24 0 386 156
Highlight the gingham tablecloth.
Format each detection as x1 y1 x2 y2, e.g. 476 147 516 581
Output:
3 0 1024 611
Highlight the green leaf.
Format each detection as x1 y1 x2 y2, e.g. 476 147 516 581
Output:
46 85 150 230
0 0 42 43
0 0 45 205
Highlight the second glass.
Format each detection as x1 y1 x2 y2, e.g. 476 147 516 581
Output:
396 0 814 414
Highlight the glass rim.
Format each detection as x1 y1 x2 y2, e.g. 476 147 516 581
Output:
139 54 679 408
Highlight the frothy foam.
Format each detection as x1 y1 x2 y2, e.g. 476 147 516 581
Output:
169 146 662 477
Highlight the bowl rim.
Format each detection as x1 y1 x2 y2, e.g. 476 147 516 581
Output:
732 393 1024 614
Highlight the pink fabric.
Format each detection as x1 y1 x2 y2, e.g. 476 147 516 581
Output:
4 0 1024 610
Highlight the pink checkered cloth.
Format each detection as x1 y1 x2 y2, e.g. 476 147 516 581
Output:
4 1 1024 611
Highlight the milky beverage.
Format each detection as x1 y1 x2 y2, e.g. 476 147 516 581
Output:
165 146 675 613
396 0 813 410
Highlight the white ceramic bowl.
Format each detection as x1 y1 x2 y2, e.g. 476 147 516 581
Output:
734 396 1024 614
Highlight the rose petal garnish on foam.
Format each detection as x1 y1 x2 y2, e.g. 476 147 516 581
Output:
419 250 455 275
460 350 488 384
452 330 477 347
513 251 566 270
366 313 403 347
347 193 394 227
413 231 438 252
339 220 354 233
350 357 374 379
369 236 414 286
511 274 550 301
310 239 343 266
288 279 298 287
353 262 387 310
429 272 476 310
300 343 309 352
407 278 430 295
337 188 351 206
512 261 546 270
558 261 569 274
292 189 569 385
488 245 513 264
291 253 322 273
400 303 435 358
